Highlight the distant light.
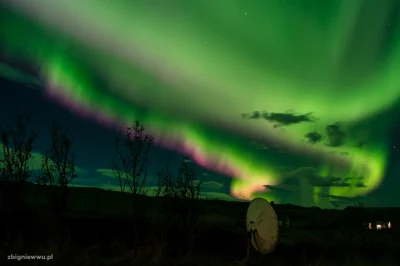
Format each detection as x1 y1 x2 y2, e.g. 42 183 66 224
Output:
388 222 392 229
368 223 372 229
376 224 382 230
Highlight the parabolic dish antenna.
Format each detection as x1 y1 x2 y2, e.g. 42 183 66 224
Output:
246 198 279 255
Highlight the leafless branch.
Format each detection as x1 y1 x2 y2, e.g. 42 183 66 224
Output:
0 111 37 212
40 120 77 212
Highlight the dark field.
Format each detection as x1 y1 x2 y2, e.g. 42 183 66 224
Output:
1 183 400 266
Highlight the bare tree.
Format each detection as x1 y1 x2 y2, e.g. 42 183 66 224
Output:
155 158 201 200
114 121 153 195
112 160 126 192
175 158 202 256
155 158 202 257
154 164 176 252
176 158 201 201
0 111 37 213
112 120 154 256
40 120 77 213
154 164 176 198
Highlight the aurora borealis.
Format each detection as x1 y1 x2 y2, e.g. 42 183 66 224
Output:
1 0 400 208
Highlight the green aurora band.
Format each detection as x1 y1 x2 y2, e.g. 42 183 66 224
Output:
1 0 399 206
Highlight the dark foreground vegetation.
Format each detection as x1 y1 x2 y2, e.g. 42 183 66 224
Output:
1 112 400 265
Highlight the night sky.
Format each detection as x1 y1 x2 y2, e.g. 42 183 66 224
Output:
1 0 400 208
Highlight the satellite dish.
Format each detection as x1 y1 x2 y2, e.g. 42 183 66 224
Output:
246 198 279 257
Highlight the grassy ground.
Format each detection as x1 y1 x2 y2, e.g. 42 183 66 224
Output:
1 184 400 265
2 216 399 266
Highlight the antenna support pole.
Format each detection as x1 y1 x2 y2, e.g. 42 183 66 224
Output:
247 229 260 265
246 230 251 262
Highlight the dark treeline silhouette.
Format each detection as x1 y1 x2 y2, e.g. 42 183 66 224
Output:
0 111 205 265
0 111 400 266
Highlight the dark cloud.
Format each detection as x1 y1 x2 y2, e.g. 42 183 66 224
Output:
249 111 261 119
278 167 366 188
241 111 261 119
344 176 364 181
325 122 346 147
283 173 351 187
264 112 316 126
267 176 366 191
304 131 323 144
264 184 292 192
316 193 377 208
309 175 366 188
356 182 366 188
309 175 344 187
241 110 316 127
